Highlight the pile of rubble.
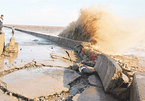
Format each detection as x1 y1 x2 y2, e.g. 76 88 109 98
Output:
73 44 136 100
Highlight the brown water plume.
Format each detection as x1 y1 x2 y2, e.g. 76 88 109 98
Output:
59 6 145 54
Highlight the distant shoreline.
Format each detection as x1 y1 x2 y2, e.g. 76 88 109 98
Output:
4 24 65 35
4 24 64 29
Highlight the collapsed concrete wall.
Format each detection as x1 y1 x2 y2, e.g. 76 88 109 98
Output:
4 27 142 101
94 54 123 92
74 46 131 100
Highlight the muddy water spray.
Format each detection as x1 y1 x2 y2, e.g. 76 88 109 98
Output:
60 6 145 54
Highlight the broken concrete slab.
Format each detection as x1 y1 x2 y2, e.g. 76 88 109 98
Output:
88 75 103 88
1 67 80 99
72 86 121 101
130 72 145 101
94 54 123 92
69 75 89 96
0 90 17 101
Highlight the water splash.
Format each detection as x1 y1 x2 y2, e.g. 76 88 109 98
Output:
60 6 145 55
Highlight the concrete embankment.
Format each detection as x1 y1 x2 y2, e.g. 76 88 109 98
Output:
4 26 81 49
4 26 143 101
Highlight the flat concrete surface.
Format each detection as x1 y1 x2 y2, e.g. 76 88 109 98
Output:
0 67 80 99
0 90 17 101
130 72 145 101
73 86 121 101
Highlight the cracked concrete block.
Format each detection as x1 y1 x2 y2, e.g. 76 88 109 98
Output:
68 64 79 71
130 72 145 101
69 83 86 96
94 54 123 92
0 67 80 99
72 86 120 101
88 75 103 88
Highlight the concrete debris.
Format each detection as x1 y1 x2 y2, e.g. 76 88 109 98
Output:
68 63 96 74
94 54 123 92
79 66 86 73
88 75 103 87
68 74 89 100
72 86 121 101
130 72 145 101
68 64 79 71
122 73 129 83
79 66 96 74
74 45 134 100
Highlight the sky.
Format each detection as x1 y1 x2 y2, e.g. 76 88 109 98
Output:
0 0 145 26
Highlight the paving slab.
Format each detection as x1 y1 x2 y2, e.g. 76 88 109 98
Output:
73 86 121 101
0 67 80 99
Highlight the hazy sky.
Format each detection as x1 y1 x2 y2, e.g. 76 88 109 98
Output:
0 0 145 26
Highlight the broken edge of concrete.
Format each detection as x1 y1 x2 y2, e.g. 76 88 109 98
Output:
75 46 130 100
130 72 145 101
94 54 123 92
